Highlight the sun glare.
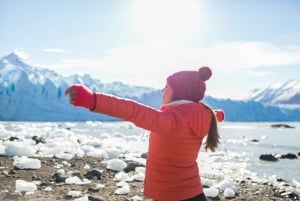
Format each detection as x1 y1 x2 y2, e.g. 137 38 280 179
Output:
132 0 201 45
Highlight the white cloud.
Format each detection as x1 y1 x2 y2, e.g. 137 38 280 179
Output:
97 42 300 83
191 41 300 72
42 48 70 54
96 41 300 73
37 40 300 92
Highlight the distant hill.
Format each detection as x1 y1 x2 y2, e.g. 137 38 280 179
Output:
1 52 300 122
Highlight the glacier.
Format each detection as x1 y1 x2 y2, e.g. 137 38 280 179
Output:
1 52 300 122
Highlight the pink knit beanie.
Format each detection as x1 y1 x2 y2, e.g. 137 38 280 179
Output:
167 66 212 102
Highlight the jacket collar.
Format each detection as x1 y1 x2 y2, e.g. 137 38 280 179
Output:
161 100 195 108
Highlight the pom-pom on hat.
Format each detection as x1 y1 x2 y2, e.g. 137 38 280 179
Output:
167 67 212 102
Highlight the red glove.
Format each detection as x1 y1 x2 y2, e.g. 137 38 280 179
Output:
65 84 95 109
214 109 225 122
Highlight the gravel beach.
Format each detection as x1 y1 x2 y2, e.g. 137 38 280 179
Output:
0 156 299 201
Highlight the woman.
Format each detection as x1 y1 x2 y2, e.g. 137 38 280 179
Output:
65 66 224 201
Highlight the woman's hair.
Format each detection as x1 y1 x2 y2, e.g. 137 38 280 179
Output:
203 103 220 152
170 94 220 152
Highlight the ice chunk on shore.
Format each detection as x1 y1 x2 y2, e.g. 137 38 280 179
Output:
133 173 145 181
293 179 300 188
55 153 74 160
204 187 219 197
218 178 235 191
44 186 52 192
106 159 127 171
115 183 130 195
65 176 91 185
13 156 41 169
135 167 146 174
105 148 121 159
202 178 214 187
15 179 37 193
113 172 129 181
132 195 143 201
224 187 236 198
65 176 82 185
68 190 81 198
5 142 35 157
74 195 89 201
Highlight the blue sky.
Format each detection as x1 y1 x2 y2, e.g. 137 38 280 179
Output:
1 0 300 99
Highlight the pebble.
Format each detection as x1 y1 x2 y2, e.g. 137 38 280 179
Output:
84 168 103 180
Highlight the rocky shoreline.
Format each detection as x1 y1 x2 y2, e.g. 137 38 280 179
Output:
0 156 299 201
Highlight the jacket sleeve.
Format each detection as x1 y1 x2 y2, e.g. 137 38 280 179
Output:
91 93 177 133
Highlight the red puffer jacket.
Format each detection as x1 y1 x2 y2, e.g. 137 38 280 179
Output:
92 93 212 201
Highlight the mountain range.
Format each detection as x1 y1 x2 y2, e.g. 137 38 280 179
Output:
247 80 300 105
1 52 300 122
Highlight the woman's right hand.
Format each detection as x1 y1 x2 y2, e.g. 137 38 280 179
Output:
214 109 225 122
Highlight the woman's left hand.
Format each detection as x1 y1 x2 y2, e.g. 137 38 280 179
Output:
65 84 95 109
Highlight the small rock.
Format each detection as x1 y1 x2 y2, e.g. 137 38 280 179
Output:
270 124 295 129
259 154 278 162
239 180 246 184
88 195 105 201
84 169 103 180
287 192 299 200
88 187 100 193
9 136 19 141
250 139 259 143
32 136 46 144
276 178 285 182
52 172 67 183
140 153 147 159
279 153 298 159
40 182 48 187
9 169 17 174
71 170 84 180
123 162 143 173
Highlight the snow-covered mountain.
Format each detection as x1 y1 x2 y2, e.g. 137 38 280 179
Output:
0 53 161 121
247 80 300 105
1 52 300 122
